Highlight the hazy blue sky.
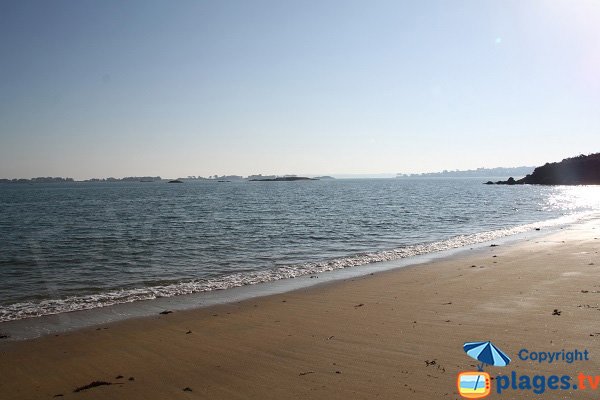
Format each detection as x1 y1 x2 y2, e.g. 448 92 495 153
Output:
1 0 598 179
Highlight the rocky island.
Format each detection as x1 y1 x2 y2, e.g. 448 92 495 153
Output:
249 176 317 182
490 153 600 185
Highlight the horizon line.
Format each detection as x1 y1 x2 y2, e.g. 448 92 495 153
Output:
0 166 537 181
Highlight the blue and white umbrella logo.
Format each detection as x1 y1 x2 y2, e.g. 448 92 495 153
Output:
463 341 511 371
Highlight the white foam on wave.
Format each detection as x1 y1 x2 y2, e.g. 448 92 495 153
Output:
0 212 593 322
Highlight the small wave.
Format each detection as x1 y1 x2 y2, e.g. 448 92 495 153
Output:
0 212 592 322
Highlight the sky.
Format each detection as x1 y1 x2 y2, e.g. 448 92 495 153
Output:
1 0 599 179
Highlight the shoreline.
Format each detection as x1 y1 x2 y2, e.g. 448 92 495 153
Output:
0 213 592 341
1 211 594 338
1 217 599 398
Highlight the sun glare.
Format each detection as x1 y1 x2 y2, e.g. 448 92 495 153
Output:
547 186 600 211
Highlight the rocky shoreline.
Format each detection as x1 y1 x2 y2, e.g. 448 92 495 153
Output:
488 153 600 185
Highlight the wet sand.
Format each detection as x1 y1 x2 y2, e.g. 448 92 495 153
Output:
1 219 599 399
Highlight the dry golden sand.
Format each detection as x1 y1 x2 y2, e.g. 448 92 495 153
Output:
1 219 600 399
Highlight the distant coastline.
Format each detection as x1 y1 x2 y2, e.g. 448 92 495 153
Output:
0 174 334 184
9 155 599 185
396 166 534 179
1 167 548 184
0 177 76 184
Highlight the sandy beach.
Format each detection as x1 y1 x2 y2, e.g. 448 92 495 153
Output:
1 218 599 399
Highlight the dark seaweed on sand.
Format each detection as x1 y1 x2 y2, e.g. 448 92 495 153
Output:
73 381 112 393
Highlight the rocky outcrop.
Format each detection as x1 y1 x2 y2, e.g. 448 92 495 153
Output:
493 153 600 185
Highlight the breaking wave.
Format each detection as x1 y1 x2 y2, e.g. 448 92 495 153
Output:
0 212 593 322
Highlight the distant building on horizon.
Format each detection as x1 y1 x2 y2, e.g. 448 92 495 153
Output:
396 166 535 179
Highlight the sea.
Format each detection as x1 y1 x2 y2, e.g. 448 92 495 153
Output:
1 178 599 329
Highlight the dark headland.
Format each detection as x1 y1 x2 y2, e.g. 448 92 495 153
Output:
489 153 600 185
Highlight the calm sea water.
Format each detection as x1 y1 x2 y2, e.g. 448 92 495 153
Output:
0 178 599 322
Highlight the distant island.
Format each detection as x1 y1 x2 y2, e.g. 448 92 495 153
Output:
84 176 163 183
249 177 317 182
0 174 332 184
397 166 534 178
491 153 600 185
0 176 164 184
0 177 75 184
183 174 325 182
